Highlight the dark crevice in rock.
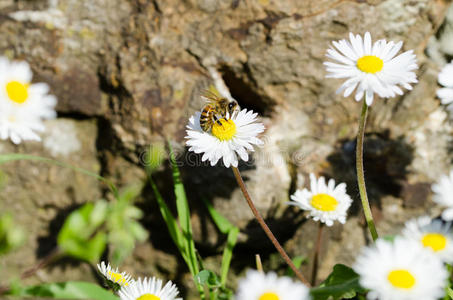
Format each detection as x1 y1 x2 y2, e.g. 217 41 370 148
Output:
36 203 83 260
95 117 118 178
219 64 275 116
95 62 138 177
56 111 95 121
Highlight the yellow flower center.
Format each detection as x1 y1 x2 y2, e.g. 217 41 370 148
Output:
108 271 128 286
259 292 280 300
422 233 447 252
211 119 237 141
310 193 338 211
387 269 416 289
6 81 29 103
137 294 160 300
356 55 384 74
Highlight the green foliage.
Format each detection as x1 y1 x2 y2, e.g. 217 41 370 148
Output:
57 187 148 265
202 198 239 288
148 144 203 296
106 185 148 264
310 264 366 300
446 287 453 299
0 213 25 255
8 281 119 299
285 256 307 278
169 144 200 278
57 201 108 263
382 235 396 242
146 143 166 172
195 270 233 300
148 144 239 300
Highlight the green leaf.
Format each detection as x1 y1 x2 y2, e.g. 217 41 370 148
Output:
146 142 166 173
0 153 118 197
11 281 119 299
202 198 234 234
447 287 453 299
310 264 366 300
202 198 239 288
195 270 220 287
0 213 25 255
168 143 199 276
285 256 306 278
106 185 148 264
220 227 238 287
148 176 186 260
382 235 396 242
57 202 108 263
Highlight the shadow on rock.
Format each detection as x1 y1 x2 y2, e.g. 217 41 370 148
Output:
326 131 414 216
36 203 85 270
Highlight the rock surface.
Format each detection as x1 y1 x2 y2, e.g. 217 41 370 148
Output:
0 0 452 297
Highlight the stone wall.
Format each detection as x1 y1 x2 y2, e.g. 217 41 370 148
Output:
0 0 452 298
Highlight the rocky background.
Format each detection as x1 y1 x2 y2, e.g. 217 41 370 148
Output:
0 0 453 298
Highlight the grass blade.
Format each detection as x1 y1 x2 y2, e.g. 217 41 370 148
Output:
168 144 199 275
220 227 238 287
202 198 238 288
12 281 119 299
202 198 233 234
148 176 189 263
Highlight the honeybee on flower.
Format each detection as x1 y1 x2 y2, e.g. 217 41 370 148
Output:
199 90 240 132
186 91 264 168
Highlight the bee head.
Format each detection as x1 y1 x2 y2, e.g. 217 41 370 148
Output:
228 100 239 114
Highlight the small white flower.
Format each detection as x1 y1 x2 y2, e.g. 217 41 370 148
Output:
432 170 453 221
97 261 134 287
436 61 453 110
324 32 418 106
185 109 264 168
288 173 352 226
0 57 57 144
235 270 310 300
402 216 453 263
119 277 181 300
353 237 448 300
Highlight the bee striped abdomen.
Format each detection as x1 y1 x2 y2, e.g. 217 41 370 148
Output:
200 104 215 132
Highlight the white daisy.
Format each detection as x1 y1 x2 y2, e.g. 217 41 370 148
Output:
185 109 264 168
353 237 448 300
436 61 453 109
324 32 418 106
402 216 453 263
97 261 134 287
119 277 181 300
288 173 352 226
432 170 453 221
0 57 57 144
235 270 310 300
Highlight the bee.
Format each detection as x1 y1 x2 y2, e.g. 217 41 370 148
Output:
200 91 240 132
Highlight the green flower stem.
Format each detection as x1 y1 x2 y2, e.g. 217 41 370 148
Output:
356 101 379 241
232 167 310 286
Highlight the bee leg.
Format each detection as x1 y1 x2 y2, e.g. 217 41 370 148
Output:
213 115 223 127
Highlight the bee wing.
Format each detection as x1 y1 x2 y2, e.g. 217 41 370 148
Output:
201 90 223 104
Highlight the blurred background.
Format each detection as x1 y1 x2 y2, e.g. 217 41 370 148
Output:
1 0 453 298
